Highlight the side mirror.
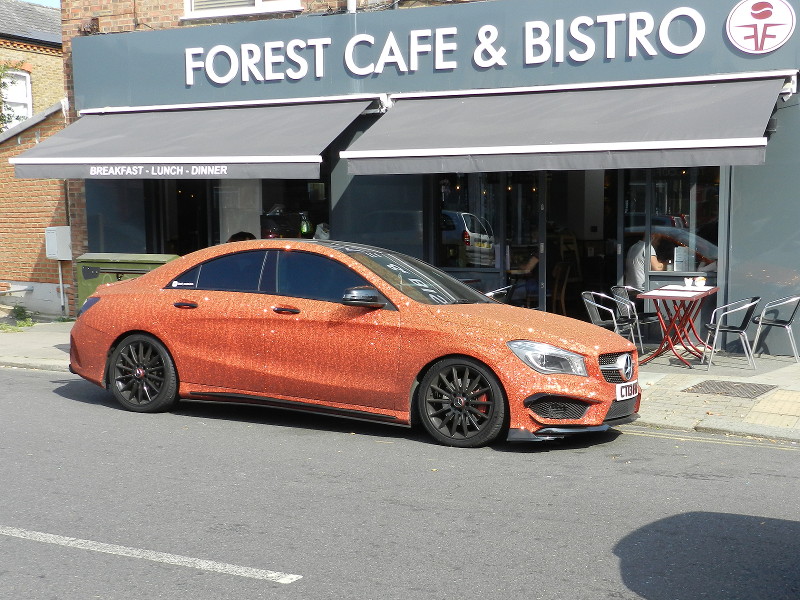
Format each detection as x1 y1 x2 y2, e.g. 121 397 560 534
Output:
341 286 387 309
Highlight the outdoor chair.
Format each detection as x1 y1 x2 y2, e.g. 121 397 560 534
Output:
752 295 800 362
581 291 637 346
610 285 660 353
701 297 761 370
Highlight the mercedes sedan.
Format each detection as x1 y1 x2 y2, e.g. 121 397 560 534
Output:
70 239 640 447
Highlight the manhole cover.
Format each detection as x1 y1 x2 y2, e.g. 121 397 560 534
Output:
681 380 777 399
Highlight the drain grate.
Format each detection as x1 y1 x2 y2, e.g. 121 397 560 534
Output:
681 380 777 399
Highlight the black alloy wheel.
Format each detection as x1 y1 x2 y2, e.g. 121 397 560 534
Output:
108 334 178 413
417 358 506 448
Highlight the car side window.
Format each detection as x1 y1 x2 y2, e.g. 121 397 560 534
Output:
277 251 370 302
168 250 267 292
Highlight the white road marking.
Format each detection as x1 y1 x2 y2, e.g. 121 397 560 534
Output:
0 526 302 584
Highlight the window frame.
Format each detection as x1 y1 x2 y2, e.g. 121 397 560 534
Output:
1 70 32 128
182 0 302 20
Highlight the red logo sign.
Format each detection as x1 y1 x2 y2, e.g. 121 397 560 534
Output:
727 0 796 53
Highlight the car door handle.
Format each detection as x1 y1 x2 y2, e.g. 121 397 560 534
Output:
273 306 301 315
173 301 198 309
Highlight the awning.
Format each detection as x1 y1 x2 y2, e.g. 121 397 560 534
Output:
11 100 371 179
341 76 788 175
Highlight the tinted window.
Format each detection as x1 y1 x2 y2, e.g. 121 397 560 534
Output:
170 265 200 290
169 250 266 292
277 251 369 302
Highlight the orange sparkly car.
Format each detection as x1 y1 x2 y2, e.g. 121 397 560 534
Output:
70 239 640 447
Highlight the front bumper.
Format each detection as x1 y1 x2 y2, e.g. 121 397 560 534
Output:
506 409 640 442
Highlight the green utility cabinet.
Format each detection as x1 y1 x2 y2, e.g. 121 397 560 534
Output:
76 253 179 308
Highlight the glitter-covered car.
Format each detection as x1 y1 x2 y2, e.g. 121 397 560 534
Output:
70 239 639 447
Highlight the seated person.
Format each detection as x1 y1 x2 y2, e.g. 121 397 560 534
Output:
625 236 665 290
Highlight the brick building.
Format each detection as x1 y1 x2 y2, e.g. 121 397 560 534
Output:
0 0 66 316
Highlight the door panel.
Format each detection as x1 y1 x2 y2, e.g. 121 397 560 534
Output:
261 297 403 410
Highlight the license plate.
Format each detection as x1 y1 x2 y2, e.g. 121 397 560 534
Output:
616 380 639 401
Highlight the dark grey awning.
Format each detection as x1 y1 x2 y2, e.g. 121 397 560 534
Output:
12 101 371 179
341 77 788 175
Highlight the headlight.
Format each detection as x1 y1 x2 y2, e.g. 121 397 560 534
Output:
507 341 588 377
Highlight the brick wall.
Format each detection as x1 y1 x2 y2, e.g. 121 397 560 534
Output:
0 109 73 312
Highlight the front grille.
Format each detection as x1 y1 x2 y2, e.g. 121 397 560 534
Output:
606 397 637 420
526 396 589 420
598 352 634 383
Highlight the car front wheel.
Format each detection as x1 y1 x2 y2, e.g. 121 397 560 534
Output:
108 334 178 413
417 358 506 448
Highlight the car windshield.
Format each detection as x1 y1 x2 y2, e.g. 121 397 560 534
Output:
326 242 493 305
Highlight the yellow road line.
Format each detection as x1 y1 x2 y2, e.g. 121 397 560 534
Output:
620 427 800 451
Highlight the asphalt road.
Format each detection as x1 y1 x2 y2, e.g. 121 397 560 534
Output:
1 367 798 600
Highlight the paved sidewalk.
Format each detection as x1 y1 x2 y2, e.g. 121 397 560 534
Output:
0 321 798 443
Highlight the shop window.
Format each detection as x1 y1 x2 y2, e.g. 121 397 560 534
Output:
260 180 326 241
622 168 719 288
183 0 301 19
1 70 32 130
435 174 499 269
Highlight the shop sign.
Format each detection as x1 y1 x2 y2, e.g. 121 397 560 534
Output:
72 0 799 110
726 0 796 54
184 8 707 86
88 165 229 177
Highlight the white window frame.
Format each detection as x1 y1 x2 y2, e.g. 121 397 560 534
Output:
182 0 302 20
1 70 32 129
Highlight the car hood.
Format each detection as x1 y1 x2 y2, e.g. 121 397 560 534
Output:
424 302 634 357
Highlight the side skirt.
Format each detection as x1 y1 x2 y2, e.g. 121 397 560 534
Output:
186 391 408 427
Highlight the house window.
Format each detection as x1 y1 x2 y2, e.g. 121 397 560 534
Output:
182 0 302 19
1 70 32 130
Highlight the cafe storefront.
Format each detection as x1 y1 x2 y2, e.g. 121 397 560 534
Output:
12 0 800 353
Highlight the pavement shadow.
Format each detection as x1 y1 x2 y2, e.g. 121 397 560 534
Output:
614 511 800 600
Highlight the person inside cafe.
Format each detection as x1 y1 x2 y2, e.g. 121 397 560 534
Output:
226 231 256 243
625 234 665 290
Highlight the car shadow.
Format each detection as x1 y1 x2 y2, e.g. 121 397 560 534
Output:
51 379 626 450
491 428 623 453
614 512 800 599
52 377 118 407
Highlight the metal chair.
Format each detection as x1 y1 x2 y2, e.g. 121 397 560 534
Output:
752 295 800 362
610 285 660 353
581 291 637 345
701 297 761 370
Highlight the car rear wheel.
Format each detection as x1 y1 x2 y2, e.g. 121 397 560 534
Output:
418 358 506 448
108 334 178 413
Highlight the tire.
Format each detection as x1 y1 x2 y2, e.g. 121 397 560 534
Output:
417 358 506 448
108 334 178 413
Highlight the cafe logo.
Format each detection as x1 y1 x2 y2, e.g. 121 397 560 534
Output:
727 0 796 54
